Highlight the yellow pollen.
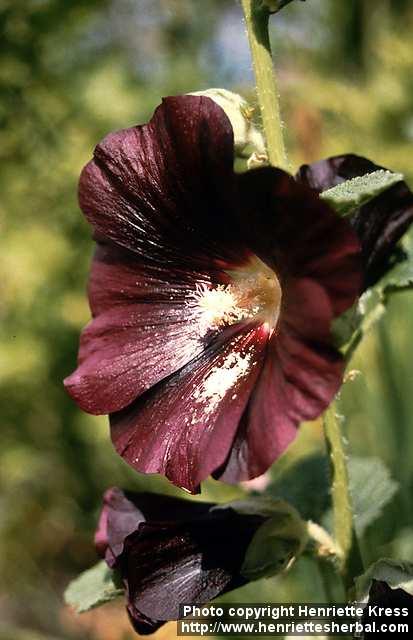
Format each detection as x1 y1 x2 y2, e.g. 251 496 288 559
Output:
192 351 252 418
191 256 282 335
194 283 249 331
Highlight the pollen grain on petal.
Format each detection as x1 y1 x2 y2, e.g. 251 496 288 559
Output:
192 350 252 419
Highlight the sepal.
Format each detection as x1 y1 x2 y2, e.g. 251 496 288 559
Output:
234 499 307 580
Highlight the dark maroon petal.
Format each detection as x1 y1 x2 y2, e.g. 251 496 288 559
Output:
87 243 145 317
65 237 240 415
126 606 163 636
94 488 145 567
110 324 269 493
94 493 110 558
64 299 209 415
236 167 362 315
296 154 413 287
95 488 212 568
121 509 260 627
295 154 380 191
79 95 250 272
216 278 344 482
87 242 227 318
352 181 413 286
362 581 413 638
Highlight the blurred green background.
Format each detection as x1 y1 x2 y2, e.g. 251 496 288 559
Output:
1 1 413 638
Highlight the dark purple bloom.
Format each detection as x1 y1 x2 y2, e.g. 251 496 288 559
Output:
95 488 266 634
296 154 413 288
361 580 413 638
64 95 362 492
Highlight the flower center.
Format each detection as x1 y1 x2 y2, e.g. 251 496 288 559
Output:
193 256 282 335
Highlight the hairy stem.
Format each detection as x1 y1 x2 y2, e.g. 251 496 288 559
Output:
240 0 288 168
323 405 364 594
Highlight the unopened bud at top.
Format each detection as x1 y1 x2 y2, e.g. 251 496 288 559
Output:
189 88 266 160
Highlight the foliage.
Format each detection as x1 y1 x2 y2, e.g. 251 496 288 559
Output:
64 562 123 614
332 229 413 352
267 450 398 537
320 170 404 216
348 457 399 537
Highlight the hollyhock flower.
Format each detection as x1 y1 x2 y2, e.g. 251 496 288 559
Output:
356 559 413 637
95 488 269 634
296 154 413 288
64 94 363 492
361 581 413 637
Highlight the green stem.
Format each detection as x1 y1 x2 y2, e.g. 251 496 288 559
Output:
240 0 288 169
323 404 364 595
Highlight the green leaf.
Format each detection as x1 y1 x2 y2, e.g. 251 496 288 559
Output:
266 453 331 522
332 230 413 356
320 170 404 216
332 288 385 350
390 528 413 562
240 500 308 580
64 561 123 614
379 229 413 292
267 449 397 539
355 559 413 602
348 457 399 536
322 456 398 537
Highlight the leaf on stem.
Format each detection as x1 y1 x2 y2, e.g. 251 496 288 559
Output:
333 230 413 355
265 448 397 538
348 457 399 537
266 453 331 522
64 560 123 614
320 170 404 217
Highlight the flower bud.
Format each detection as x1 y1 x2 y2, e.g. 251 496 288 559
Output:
189 88 266 160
